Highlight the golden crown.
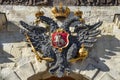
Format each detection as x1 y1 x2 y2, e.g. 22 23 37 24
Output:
34 11 44 25
74 8 85 23
35 11 44 18
51 3 70 18
74 8 83 18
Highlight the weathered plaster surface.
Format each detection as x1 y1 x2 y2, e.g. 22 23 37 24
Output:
0 6 120 80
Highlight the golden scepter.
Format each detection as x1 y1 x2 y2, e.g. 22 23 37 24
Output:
25 33 54 62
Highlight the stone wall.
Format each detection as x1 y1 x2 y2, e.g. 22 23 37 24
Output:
0 6 120 25
0 6 120 80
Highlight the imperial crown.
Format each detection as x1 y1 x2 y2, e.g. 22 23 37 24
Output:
51 3 70 18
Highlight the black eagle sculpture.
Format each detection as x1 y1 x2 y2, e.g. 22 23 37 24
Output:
20 16 103 77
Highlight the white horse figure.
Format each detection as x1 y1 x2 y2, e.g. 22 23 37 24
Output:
54 34 66 47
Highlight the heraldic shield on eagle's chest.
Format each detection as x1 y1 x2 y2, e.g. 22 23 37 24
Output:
51 28 69 49
19 4 103 78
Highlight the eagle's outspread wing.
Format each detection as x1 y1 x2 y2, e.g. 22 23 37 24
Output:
76 21 103 48
20 16 59 51
61 16 103 48
61 16 103 63
20 21 49 51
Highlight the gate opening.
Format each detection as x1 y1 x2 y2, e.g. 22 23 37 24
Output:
28 72 89 80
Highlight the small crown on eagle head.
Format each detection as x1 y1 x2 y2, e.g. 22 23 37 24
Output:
74 8 85 23
34 10 44 25
74 8 83 18
35 11 44 18
51 2 70 18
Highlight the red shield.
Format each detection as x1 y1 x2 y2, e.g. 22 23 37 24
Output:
51 29 69 48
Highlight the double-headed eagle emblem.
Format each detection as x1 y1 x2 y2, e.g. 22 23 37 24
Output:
20 4 103 78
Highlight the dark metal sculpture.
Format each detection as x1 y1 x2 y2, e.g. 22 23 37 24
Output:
20 16 102 77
